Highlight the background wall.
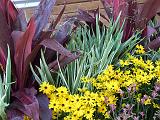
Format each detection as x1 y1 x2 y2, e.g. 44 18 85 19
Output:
24 0 145 21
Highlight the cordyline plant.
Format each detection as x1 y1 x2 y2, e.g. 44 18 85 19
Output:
74 0 160 50
0 0 79 119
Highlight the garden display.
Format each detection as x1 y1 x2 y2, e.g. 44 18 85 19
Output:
0 0 160 120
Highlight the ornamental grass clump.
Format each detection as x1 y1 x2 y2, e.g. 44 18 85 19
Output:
39 46 160 120
56 14 140 94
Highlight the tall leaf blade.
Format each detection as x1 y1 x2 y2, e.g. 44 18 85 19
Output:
0 11 13 56
33 0 56 40
41 51 54 84
14 18 36 89
4 46 11 103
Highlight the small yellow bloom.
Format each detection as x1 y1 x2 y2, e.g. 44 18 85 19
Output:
39 81 54 95
120 60 129 67
135 44 145 54
144 98 151 105
98 105 107 114
153 102 160 109
104 112 110 119
23 115 31 120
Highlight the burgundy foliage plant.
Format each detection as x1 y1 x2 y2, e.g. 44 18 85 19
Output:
0 0 79 119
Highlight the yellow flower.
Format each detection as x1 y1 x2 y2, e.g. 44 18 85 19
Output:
104 112 110 119
84 107 95 120
153 102 160 109
57 86 68 96
52 111 57 119
98 105 107 114
39 81 54 95
120 60 129 67
49 99 60 112
23 115 31 120
73 109 84 118
136 94 142 102
106 80 120 92
106 95 117 105
122 103 126 108
144 98 151 105
135 44 145 54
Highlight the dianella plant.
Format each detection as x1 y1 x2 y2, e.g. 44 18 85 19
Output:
0 46 11 120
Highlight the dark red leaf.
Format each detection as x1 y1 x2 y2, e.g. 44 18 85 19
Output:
53 18 76 44
14 18 36 90
122 0 138 41
0 47 6 69
147 37 160 50
41 39 77 58
37 94 52 120
11 31 24 47
7 108 24 120
137 0 160 29
6 1 18 23
0 11 13 56
76 9 95 23
32 0 56 41
11 88 39 120
146 26 157 39
50 5 66 30
49 52 81 71
101 0 112 19
14 9 27 31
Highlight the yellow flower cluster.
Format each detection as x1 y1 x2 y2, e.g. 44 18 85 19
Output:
40 82 110 120
39 54 160 119
90 55 156 92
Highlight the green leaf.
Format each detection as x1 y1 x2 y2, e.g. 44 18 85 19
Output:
30 64 42 84
41 51 54 84
4 46 11 103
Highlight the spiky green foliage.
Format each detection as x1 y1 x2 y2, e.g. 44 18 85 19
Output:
56 15 141 93
30 50 54 85
0 46 11 120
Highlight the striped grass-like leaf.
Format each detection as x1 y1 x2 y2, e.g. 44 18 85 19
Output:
4 46 11 103
30 51 54 84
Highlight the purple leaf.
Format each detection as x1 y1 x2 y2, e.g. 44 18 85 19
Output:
76 9 95 23
50 5 66 30
7 108 24 120
37 94 52 120
147 37 160 50
147 26 157 39
11 88 39 120
137 0 160 29
53 19 75 45
49 53 80 71
101 0 112 19
32 0 56 41
0 47 6 70
14 18 36 89
0 11 13 56
14 9 27 31
41 39 77 58
40 39 80 70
